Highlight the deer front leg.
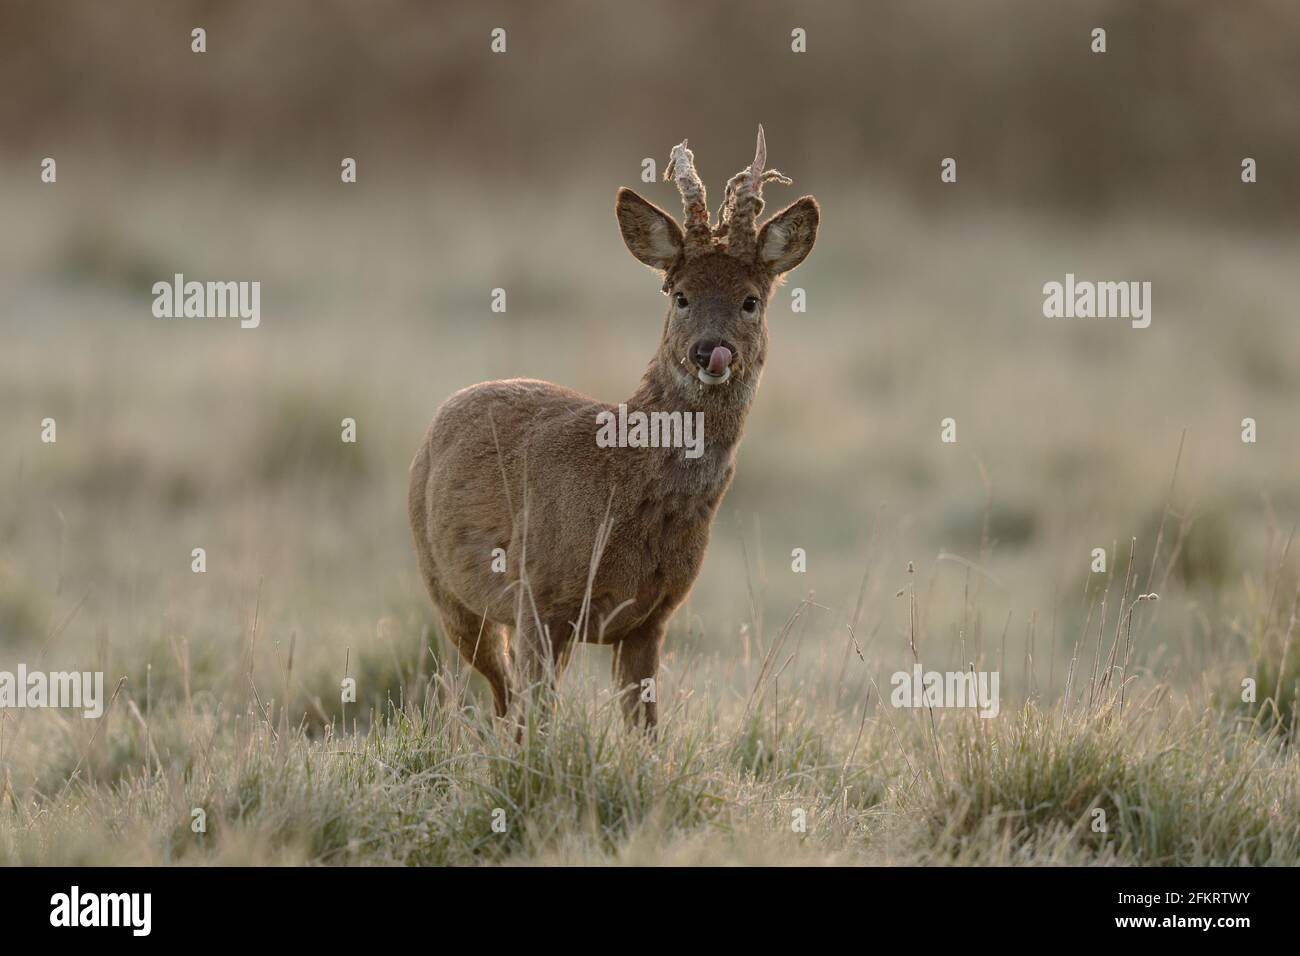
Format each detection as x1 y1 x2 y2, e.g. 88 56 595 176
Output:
612 626 664 730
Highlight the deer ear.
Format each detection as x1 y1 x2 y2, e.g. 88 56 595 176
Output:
756 196 819 275
616 187 684 272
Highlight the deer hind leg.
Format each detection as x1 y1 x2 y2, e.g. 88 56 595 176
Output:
437 600 511 718
612 626 664 730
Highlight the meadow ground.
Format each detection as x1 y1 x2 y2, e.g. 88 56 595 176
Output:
2 174 1299 864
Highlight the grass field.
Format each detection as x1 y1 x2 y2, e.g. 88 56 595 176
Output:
2 173 1299 865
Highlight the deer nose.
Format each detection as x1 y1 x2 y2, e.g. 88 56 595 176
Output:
692 339 736 375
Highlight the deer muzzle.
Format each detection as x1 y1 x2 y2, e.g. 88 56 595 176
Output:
693 340 735 385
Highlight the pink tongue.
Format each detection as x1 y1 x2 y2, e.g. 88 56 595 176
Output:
707 345 732 376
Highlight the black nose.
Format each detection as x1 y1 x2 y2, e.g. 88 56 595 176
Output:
692 338 737 370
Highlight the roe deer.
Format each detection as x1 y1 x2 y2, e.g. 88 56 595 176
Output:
408 126 818 727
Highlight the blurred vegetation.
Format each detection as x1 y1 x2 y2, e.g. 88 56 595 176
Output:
256 392 372 485
0 561 47 645
2 0 1300 866
1 1 1298 224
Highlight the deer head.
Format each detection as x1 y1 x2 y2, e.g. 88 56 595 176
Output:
616 126 819 405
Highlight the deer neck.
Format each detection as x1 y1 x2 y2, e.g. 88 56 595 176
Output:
624 357 752 501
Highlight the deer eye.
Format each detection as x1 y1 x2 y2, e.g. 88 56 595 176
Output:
674 292 689 309
742 296 760 314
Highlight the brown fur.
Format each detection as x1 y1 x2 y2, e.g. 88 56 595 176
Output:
409 136 819 728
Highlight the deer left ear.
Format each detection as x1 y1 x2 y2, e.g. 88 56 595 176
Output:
756 196 819 275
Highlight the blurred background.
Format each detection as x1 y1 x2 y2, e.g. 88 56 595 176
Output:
2 0 1299 716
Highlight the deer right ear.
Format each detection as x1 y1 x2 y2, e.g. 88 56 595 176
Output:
616 187 684 272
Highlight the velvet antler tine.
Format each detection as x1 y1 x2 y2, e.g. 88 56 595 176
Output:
722 125 792 260
665 139 713 255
